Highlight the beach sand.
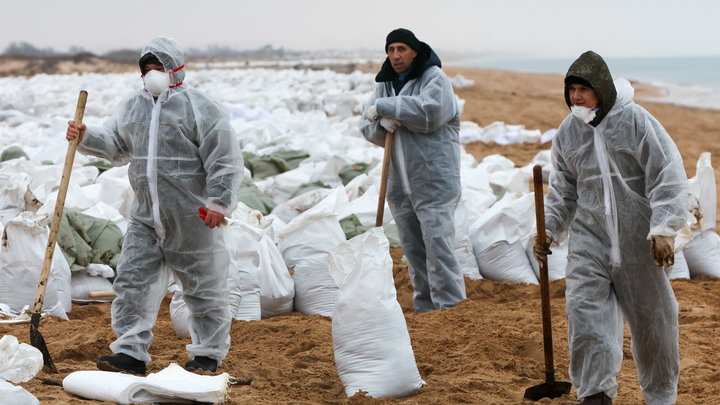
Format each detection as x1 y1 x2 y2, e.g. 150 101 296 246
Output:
2 64 720 404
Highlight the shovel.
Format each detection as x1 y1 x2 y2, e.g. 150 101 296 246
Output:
524 165 572 401
375 131 393 227
30 90 88 374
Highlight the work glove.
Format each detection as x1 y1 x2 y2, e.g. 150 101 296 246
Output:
531 231 553 263
380 117 401 133
364 105 379 123
651 235 675 267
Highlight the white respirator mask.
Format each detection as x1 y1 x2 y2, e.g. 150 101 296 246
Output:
571 105 597 124
143 70 170 97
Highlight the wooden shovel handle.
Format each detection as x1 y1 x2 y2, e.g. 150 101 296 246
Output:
33 91 87 314
533 165 556 379
375 131 393 227
88 291 116 298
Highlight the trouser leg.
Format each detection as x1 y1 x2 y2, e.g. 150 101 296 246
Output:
613 258 679 405
109 221 168 364
565 254 623 399
167 238 232 365
389 194 433 313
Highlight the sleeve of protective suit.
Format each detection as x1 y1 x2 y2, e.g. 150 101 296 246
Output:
544 124 578 243
636 107 689 239
374 67 457 134
358 85 388 147
195 100 244 217
76 99 132 167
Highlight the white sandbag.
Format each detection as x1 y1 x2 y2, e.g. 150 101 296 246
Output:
224 220 262 321
308 155 350 187
279 187 348 316
344 173 374 201
270 187 333 224
462 188 497 224
454 199 481 280
525 236 568 282
683 230 720 278
328 228 423 398
93 166 134 219
62 363 231 404
82 201 128 234
258 227 295 317
0 173 34 226
339 184 392 226
668 250 690 280
687 152 716 232
263 163 318 204
470 192 538 284
70 271 114 303
0 335 43 384
0 380 39 405
0 211 71 318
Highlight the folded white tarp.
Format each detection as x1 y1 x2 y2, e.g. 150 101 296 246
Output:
62 363 231 404
329 227 424 398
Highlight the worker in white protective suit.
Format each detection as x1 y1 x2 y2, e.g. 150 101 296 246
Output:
66 36 243 374
533 51 687 405
358 28 465 312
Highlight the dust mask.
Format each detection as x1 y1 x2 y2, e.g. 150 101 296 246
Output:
571 105 597 124
143 70 170 97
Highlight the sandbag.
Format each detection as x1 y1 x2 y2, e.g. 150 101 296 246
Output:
338 214 401 249
288 180 331 200
278 187 348 316
224 220 262 321
338 162 371 186
525 236 568 282
0 335 42 405
62 363 231 404
454 199 481 280
328 228 424 398
57 207 123 271
258 226 295 318
235 176 276 215
0 211 71 318
0 381 38 405
470 192 538 284
270 187 334 224
668 250 690 280
338 184 392 227
683 230 720 278
246 149 310 179
70 271 114 303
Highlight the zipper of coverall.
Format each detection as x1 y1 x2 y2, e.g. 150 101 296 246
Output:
147 91 168 240
391 81 413 195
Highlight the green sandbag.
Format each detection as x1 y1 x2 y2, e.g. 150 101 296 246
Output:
245 150 310 179
0 146 29 162
289 181 331 200
338 162 371 186
338 214 401 249
236 177 277 215
56 208 124 272
83 159 114 173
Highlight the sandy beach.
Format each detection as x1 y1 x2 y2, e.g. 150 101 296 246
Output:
2 62 720 404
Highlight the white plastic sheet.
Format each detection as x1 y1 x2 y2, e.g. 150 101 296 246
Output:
62 363 231 404
328 228 424 398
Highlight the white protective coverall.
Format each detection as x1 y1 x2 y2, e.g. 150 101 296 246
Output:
77 37 243 365
545 51 687 404
358 44 466 312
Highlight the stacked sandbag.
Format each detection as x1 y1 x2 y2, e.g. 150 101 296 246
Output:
258 226 295 318
70 264 115 303
271 187 334 224
668 250 690 280
0 211 71 319
684 153 720 278
278 187 348 316
454 198 482 279
469 192 538 284
224 219 262 321
339 184 392 226
0 335 42 405
328 227 424 398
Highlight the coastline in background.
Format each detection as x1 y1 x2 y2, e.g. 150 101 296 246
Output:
451 55 720 110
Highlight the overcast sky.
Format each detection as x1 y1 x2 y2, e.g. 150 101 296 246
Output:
3 0 720 59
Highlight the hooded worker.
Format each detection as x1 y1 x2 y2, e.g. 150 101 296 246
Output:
66 36 243 374
533 51 687 405
358 28 465 313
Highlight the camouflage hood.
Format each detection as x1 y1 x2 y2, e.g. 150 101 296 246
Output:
564 51 616 127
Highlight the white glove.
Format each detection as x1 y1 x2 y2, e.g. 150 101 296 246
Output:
380 117 401 133
364 105 379 123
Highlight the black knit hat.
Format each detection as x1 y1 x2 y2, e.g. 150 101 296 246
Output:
565 75 594 89
139 52 163 74
385 28 421 53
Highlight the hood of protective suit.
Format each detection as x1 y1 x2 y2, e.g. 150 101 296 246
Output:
375 42 441 83
140 36 186 86
564 51 616 127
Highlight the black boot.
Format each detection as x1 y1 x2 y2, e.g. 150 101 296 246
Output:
570 392 612 405
185 356 218 372
97 353 147 375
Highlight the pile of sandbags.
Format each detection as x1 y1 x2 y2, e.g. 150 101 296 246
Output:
683 153 720 277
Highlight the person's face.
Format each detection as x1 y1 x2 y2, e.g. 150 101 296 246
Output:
568 83 598 108
387 42 417 76
142 63 165 76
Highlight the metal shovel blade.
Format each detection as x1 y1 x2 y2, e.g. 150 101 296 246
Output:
30 312 58 374
524 379 572 401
